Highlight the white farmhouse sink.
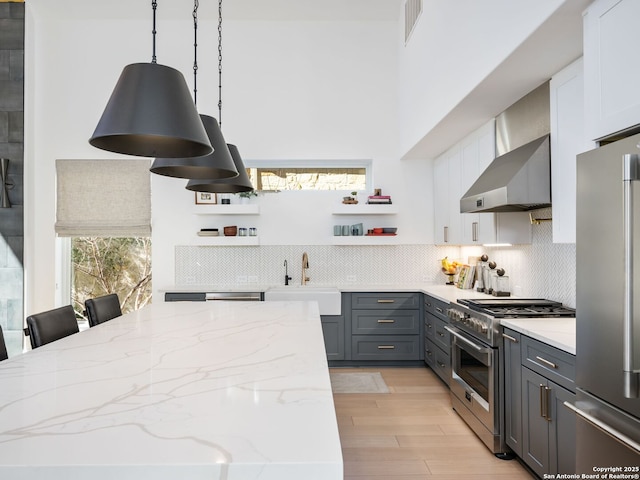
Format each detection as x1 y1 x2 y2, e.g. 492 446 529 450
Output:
264 286 341 315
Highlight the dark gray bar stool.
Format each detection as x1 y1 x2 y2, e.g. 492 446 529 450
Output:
25 305 79 349
0 325 8 361
84 294 122 327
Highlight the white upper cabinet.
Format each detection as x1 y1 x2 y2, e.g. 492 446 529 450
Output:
433 120 531 246
584 0 640 140
433 148 462 244
550 57 593 244
460 122 497 245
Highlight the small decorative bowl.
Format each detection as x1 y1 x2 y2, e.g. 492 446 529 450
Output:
382 227 397 234
223 226 237 236
373 227 383 234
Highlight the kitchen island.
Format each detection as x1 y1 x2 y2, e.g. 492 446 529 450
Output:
0 301 342 480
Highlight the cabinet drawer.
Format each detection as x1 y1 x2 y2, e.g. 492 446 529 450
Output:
432 317 451 352
352 310 420 335
352 292 420 310
424 338 436 369
424 294 449 321
521 336 576 392
427 339 451 385
351 335 420 361
425 312 436 341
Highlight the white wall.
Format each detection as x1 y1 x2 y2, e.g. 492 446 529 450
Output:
24 4 434 311
398 0 565 159
151 18 436 298
23 1 577 314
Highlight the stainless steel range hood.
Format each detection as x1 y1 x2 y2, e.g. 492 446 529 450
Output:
460 82 551 213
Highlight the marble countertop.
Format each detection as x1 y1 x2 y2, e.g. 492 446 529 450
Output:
0 301 342 480
161 282 575 354
501 317 576 355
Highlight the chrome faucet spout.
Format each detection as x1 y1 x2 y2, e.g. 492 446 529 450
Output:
301 252 310 285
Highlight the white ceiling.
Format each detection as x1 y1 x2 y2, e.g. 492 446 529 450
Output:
28 0 404 21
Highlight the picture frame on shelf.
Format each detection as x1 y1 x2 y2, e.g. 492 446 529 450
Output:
195 192 217 205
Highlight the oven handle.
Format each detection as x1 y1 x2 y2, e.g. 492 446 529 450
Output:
444 326 491 354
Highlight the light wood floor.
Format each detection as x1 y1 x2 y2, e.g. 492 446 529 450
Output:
331 366 535 480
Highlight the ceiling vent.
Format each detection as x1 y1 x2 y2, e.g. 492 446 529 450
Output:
404 0 422 44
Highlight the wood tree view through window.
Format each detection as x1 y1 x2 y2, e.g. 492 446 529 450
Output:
71 237 152 318
247 167 366 191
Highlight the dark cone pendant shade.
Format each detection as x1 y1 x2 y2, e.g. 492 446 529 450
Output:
89 63 213 158
185 144 254 193
150 115 238 179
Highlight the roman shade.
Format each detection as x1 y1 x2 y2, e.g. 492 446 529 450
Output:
55 159 151 237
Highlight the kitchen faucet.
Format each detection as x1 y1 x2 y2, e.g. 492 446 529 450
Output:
284 260 292 285
301 252 310 285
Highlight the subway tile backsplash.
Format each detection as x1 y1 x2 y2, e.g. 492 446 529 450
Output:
175 211 576 308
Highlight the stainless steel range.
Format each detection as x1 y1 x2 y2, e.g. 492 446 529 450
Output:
445 298 575 458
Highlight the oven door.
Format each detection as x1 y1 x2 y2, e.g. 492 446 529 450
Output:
445 325 497 434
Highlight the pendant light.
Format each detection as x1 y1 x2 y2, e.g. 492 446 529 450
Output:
150 0 238 179
185 0 254 194
186 144 253 193
89 0 212 158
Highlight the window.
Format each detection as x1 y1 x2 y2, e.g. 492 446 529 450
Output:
71 237 151 316
55 159 152 317
244 160 370 191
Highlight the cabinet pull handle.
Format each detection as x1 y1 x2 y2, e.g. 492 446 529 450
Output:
535 356 558 369
437 361 446 368
437 331 445 337
502 333 519 343
377 319 395 323
472 221 478 242
444 226 449 243
377 345 395 350
425 302 432 307
435 307 444 313
539 384 547 419
426 323 432 329
426 350 433 356
622 154 640 398
377 299 395 304
545 386 552 422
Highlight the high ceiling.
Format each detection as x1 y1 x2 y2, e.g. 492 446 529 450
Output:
27 0 403 21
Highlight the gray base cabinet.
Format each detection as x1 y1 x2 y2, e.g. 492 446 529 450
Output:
503 327 576 477
424 294 451 384
344 292 423 363
503 328 523 457
321 315 345 361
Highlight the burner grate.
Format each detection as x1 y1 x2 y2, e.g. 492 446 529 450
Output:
457 298 575 318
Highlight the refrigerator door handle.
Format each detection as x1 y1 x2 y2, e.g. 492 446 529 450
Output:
564 401 640 455
622 153 640 398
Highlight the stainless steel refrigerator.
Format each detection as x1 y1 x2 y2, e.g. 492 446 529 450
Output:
574 132 640 471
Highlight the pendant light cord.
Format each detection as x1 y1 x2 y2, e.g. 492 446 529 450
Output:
218 0 223 128
192 0 199 106
151 0 157 63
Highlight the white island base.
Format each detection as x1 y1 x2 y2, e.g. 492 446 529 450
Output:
0 301 343 480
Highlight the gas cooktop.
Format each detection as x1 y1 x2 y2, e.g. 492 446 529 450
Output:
456 298 576 318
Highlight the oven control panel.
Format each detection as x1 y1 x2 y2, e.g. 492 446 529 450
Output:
447 308 491 339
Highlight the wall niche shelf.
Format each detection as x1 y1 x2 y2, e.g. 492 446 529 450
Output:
331 204 397 215
193 205 260 215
